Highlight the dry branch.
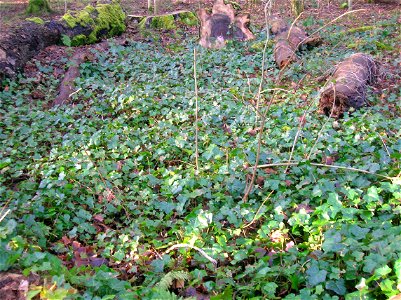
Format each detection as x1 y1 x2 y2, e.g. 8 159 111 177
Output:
270 17 321 68
198 0 255 49
319 53 378 118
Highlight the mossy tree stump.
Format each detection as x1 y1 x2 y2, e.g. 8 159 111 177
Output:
0 2 126 80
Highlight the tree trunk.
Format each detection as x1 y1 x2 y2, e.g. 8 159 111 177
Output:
198 0 255 49
270 17 322 68
0 2 126 80
319 53 378 118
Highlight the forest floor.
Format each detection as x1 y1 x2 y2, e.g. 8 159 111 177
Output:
1 0 399 109
1 0 401 299
0 0 400 90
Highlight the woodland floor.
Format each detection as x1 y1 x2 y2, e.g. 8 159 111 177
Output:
0 0 400 94
1 0 401 299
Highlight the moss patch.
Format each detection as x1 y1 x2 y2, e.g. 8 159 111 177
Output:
150 15 176 30
62 6 95 28
26 17 45 25
61 2 126 46
71 34 88 46
178 12 198 26
26 0 51 15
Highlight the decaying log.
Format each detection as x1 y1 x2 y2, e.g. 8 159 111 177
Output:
270 17 321 68
319 53 378 118
0 2 126 80
198 0 255 49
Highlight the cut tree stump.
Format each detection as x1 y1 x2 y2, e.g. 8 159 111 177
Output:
319 53 378 118
198 0 255 49
270 17 321 68
0 2 126 80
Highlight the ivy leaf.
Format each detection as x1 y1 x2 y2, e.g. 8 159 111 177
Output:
306 263 327 286
326 279 346 295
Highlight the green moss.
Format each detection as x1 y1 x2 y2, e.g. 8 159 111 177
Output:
71 34 87 46
250 40 274 52
178 12 198 26
348 25 374 33
62 6 95 29
150 15 175 30
26 17 45 25
95 2 126 36
61 2 126 46
26 0 51 15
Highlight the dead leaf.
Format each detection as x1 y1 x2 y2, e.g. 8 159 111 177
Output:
264 168 278 175
222 123 232 134
93 214 104 223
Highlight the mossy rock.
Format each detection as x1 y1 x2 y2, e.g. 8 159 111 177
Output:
61 1 126 46
26 17 45 25
26 0 51 15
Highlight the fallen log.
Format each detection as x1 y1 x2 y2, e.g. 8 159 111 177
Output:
0 2 126 80
319 53 378 118
270 17 321 68
198 0 255 49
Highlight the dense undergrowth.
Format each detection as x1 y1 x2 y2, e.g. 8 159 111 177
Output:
1 15 401 299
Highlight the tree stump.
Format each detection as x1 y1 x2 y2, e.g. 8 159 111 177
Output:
0 2 126 80
319 53 378 118
198 0 255 49
270 17 321 68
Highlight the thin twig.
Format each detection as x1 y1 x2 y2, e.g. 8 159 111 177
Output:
296 9 366 49
286 11 304 40
0 209 10 223
193 48 199 174
165 243 218 266
243 190 274 229
256 161 392 180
